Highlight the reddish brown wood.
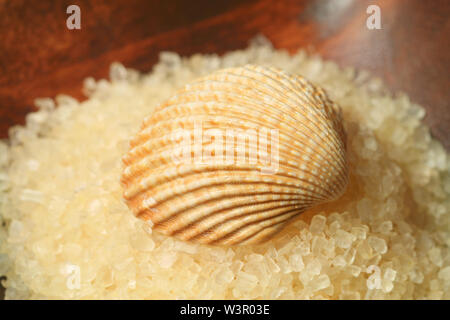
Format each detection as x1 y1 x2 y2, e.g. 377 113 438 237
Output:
1 0 449 149
0 0 449 299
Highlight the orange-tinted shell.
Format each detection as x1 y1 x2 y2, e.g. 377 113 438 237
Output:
121 65 348 246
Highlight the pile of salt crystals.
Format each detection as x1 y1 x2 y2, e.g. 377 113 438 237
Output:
0 37 449 299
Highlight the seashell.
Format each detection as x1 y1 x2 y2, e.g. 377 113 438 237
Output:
121 64 348 246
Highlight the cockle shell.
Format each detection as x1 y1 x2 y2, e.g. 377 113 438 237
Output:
121 64 348 246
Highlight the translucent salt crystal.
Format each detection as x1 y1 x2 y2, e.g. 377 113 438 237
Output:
215 267 234 285
348 265 361 277
270 287 286 299
312 236 328 255
158 252 177 269
34 97 55 111
306 258 321 276
409 269 424 284
8 220 26 243
26 112 48 129
428 247 443 267
55 94 78 107
278 241 295 256
438 266 450 283
160 51 181 69
265 256 281 273
310 274 330 292
309 215 326 234
236 271 258 290
174 241 198 254
130 232 155 252
231 260 244 274
83 77 97 96
109 62 128 82
351 226 367 240
327 220 341 236
289 254 304 272
276 256 292 274
384 268 397 282
0 254 9 274
368 236 387 254
88 199 103 213
364 136 378 151
332 255 346 267
335 230 353 249
19 189 44 203
0 142 9 166
375 221 393 234
128 280 136 289
294 240 310 256
429 279 440 291
26 159 40 171
249 34 273 49
391 126 408 146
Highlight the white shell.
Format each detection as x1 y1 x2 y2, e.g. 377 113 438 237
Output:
121 65 348 245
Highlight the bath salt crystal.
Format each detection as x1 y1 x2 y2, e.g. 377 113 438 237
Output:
384 268 397 282
332 255 346 267
289 254 304 272
312 236 328 255
409 269 424 284
159 51 182 69
174 241 198 254
19 189 44 203
437 266 450 283
8 220 26 243
294 240 311 256
109 62 128 82
368 236 387 254
375 221 393 234
364 136 378 151
215 267 234 285
428 247 443 267
88 199 103 213
158 252 177 269
351 226 367 240
130 232 155 252
236 271 258 291
26 159 40 171
270 287 286 299
34 97 55 111
429 279 440 291
306 259 322 276
348 265 361 277
335 230 353 249
309 215 326 234
310 274 330 292
128 279 136 289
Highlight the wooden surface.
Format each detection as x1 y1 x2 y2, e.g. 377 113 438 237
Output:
0 0 449 299
0 0 449 149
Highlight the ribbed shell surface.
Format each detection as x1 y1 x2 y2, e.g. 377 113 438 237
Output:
121 65 348 246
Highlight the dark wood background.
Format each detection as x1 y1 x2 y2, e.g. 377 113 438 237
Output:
0 0 449 299
1 0 449 149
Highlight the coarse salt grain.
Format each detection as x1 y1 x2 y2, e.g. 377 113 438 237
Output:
0 37 448 300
